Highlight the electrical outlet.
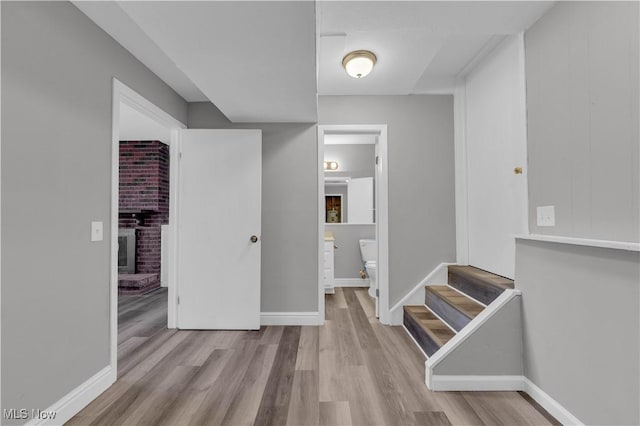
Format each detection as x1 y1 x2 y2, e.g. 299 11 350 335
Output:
536 206 555 227
91 221 103 242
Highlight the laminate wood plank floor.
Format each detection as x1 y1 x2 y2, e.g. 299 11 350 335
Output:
69 288 559 426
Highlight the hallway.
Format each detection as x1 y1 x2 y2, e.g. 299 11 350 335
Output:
68 288 557 425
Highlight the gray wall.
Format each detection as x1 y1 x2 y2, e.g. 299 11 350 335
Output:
520 3 640 424
187 102 318 312
525 1 639 242
433 296 523 376
325 224 375 279
1 1 187 420
318 96 456 306
516 240 639 425
324 144 376 179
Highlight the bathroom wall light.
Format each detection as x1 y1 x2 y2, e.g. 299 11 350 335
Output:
342 50 377 79
324 161 338 171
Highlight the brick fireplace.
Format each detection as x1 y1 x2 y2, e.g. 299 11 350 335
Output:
118 140 169 295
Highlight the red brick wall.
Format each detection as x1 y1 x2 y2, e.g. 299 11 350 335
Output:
119 140 169 215
118 141 169 278
135 227 161 274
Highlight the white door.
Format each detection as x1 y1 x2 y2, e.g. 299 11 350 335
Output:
177 129 261 329
348 177 374 224
465 35 528 279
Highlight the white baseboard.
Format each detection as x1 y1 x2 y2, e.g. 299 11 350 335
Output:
428 374 524 391
334 278 369 287
426 374 583 425
324 287 335 294
260 312 321 326
523 377 584 425
27 366 115 426
389 262 454 325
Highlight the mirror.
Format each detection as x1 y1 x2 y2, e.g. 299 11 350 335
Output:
324 141 376 224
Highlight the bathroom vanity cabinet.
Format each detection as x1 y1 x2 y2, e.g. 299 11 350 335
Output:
323 232 335 293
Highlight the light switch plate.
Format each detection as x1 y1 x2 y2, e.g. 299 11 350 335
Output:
536 206 555 227
91 221 103 242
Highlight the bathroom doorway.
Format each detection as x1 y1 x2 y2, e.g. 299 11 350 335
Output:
317 125 389 324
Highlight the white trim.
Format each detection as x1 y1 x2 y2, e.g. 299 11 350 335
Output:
428 375 524 392
317 125 390 324
317 129 326 325
334 278 369 287
167 129 182 329
402 325 430 360
453 79 469 265
260 312 322 326
111 79 186 377
424 374 583 425
426 288 522 370
389 263 454 325
522 377 584 426
0 4 3 414
26 366 115 426
110 80 120 380
515 32 530 236
113 80 185 131
516 234 640 252
376 127 389 324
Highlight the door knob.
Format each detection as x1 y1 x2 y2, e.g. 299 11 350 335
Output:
250 235 259 243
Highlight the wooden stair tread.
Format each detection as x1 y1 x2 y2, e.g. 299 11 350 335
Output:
448 265 514 290
403 305 455 348
426 285 484 319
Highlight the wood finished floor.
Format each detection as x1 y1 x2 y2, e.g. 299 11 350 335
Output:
69 287 559 426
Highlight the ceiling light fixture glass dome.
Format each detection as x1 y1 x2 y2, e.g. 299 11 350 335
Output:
342 50 377 79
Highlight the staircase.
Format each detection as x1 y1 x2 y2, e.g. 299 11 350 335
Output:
403 265 515 358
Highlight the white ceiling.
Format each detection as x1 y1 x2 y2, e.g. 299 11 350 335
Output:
117 1 317 123
74 2 208 102
317 1 554 95
119 103 171 143
74 1 554 122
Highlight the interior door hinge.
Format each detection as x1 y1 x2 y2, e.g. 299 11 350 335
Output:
177 296 180 305
376 289 380 297
179 151 183 159
375 156 379 165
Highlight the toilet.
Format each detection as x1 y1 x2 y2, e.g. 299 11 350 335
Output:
358 239 377 299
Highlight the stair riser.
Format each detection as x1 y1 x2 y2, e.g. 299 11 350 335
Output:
448 272 504 305
403 312 440 357
425 290 471 332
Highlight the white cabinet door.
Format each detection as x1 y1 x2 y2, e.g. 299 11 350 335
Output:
323 240 334 292
177 129 261 329
348 177 374 224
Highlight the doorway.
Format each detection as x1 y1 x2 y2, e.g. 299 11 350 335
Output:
110 79 186 376
317 125 390 324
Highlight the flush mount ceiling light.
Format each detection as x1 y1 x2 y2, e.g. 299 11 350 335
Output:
324 161 339 171
342 50 377 79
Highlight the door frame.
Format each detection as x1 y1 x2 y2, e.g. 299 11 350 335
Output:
110 79 186 375
317 125 390 324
